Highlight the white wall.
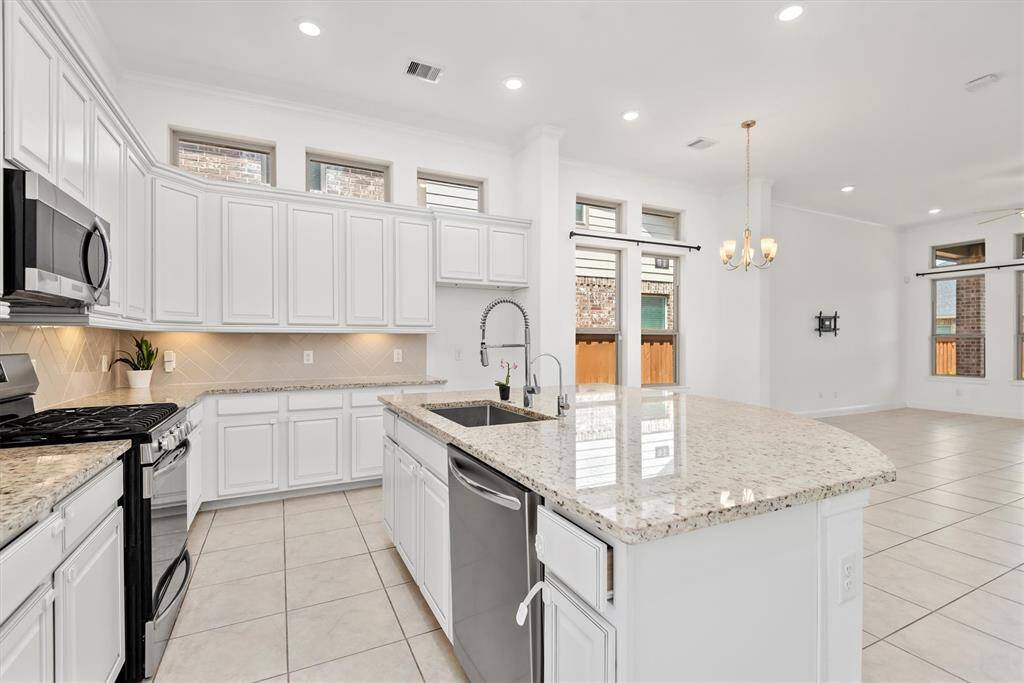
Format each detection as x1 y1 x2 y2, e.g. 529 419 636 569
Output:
901 216 1024 418
768 204 902 416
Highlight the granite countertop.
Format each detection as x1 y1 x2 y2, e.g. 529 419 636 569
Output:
52 375 447 410
0 440 132 547
379 385 896 544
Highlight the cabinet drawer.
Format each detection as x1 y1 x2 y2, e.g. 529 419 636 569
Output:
395 418 447 482
351 387 395 407
217 395 280 415
288 392 344 412
0 513 64 624
383 409 397 438
536 507 612 613
59 461 123 552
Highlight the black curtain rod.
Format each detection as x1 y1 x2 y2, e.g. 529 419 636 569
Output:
568 230 702 252
914 261 1024 277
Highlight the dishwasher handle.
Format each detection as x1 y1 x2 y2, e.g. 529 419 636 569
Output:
449 457 522 511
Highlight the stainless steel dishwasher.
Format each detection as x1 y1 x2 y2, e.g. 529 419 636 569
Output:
448 445 543 683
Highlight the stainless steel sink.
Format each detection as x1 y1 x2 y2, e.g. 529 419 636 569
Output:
427 403 552 427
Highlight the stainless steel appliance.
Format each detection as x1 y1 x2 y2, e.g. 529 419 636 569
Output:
0 354 193 681
2 168 111 307
448 446 542 683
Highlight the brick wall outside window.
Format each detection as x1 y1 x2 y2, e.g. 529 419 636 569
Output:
576 276 675 329
322 165 386 201
955 276 985 377
175 141 270 185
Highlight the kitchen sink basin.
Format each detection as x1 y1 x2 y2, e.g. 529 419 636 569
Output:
427 403 552 427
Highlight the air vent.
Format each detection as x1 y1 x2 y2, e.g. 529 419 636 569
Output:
406 60 443 83
686 137 718 150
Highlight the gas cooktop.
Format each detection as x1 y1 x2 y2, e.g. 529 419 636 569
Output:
0 403 181 446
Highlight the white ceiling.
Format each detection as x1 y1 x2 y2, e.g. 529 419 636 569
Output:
85 0 1023 227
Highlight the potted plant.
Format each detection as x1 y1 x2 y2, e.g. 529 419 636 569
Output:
111 335 159 389
495 358 517 401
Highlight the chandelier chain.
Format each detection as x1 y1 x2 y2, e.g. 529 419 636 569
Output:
745 124 751 234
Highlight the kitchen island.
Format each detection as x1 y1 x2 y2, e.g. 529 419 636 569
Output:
379 384 895 682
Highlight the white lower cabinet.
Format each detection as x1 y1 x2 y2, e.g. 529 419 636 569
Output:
217 419 280 496
288 412 344 487
53 508 124 683
350 409 384 480
418 467 450 632
186 427 203 528
394 447 420 578
382 437 397 536
544 577 616 683
0 584 55 683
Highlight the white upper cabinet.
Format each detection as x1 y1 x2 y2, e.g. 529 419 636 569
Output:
91 110 123 315
4 1 58 179
288 205 340 325
222 197 280 324
488 227 529 285
124 151 149 321
153 179 204 323
437 216 530 288
56 64 91 205
438 220 486 282
345 212 389 326
394 217 434 327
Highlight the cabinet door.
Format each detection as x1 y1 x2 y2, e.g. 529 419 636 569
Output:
4 2 58 179
54 508 125 683
418 467 450 633
0 584 55 683
394 218 434 327
544 579 616 683
345 212 389 326
382 437 396 537
217 419 279 496
123 151 149 321
186 428 203 528
222 197 279 324
395 448 420 579
288 205 340 325
488 227 528 285
56 63 91 205
153 180 204 323
91 111 124 315
438 221 485 282
288 413 344 487
350 408 384 480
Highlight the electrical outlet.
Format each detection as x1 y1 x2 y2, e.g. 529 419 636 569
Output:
100 354 110 372
833 391 839 399
164 350 176 373
303 350 314 365
839 553 858 604
955 388 963 397
455 347 463 361
393 349 403 363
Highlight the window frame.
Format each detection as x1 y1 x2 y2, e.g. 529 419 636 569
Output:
640 208 682 242
1016 234 1024 260
417 171 484 213
930 239 986 269
1018 270 1024 381
640 252 680 386
931 275 986 378
306 151 391 202
575 246 622 385
170 129 276 186
575 197 622 234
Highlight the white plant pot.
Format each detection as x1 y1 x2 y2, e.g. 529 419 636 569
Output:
126 370 153 389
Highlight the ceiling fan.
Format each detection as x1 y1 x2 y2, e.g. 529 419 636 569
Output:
976 207 1024 225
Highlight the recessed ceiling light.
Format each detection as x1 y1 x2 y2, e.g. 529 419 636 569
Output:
622 110 640 122
777 5 804 22
928 208 942 215
298 21 320 37
502 76 524 91
840 185 855 193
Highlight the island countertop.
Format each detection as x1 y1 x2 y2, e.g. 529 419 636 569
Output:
0 440 132 547
379 385 896 544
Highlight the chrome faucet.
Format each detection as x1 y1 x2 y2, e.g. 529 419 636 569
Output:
531 353 569 417
479 298 539 408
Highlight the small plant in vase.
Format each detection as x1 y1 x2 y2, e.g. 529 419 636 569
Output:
495 358 517 401
111 336 159 389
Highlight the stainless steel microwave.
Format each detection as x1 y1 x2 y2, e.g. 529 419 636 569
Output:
3 168 111 307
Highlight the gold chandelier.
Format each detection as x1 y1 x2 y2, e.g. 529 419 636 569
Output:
720 120 778 271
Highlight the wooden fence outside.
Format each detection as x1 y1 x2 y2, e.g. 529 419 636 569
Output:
574 337 676 385
641 337 675 385
935 339 956 376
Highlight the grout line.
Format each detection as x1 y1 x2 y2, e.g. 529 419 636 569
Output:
870 638 970 682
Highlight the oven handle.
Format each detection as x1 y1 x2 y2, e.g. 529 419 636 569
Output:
154 549 191 621
144 439 191 499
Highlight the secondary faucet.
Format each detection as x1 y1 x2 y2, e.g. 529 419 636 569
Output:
531 353 569 417
479 298 539 408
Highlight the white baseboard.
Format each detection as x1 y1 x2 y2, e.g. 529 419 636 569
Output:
795 402 906 419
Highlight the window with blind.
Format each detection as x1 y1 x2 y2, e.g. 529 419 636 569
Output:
641 254 679 385
641 210 680 241
575 247 619 384
307 154 388 201
417 174 483 212
576 200 620 233
933 275 985 377
172 131 275 186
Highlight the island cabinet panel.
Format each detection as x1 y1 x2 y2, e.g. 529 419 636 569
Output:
56 63 91 206
287 412 344 487
123 150 149 321
222 197 280 324
152 180 204 323
487 227 528 285
345 212 390 326
437 221 486 282
394 447 421 579
287 205 340 325
4 0 59 179
394 218 434 327
418 467 450 634
544 577 616 683
217 419 280 496
0 584 55 683
382 436 397 536
91 110 124 316
186 425 203 528
53 508 124 683
351 408 385 480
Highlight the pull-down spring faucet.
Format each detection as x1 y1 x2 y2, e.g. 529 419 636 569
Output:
479 298 539 408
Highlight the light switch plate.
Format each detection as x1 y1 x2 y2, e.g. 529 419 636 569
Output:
303 350 314 364
393 349 403 363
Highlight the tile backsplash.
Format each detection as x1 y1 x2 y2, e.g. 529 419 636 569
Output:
1 326 427 408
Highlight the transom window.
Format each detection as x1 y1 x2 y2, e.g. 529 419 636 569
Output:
418 173 483 212
932 275 985 377
932 240 985 268
307 153 388 201
576 200 620 233
171 130 274 186
641 210 680 242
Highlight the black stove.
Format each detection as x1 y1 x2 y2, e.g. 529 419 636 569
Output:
0 403 180 446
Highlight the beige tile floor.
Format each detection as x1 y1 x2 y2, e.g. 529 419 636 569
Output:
157 486 469 683
821 408 1024 682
